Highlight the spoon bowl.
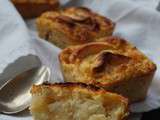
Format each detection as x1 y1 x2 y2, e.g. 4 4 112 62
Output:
0 66 50 114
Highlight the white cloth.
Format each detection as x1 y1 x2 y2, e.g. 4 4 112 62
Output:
1 0 160 119
0 1 41 89
131 0 159 9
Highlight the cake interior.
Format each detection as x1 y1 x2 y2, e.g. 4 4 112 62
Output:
30 85 128 120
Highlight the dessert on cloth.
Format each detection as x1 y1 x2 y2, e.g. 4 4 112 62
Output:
11 0 60 18
59 36 156 103
1 0 160 120
36 7 115 48
30 82 129 120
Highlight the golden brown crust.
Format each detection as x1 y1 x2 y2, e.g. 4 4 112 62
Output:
11 0 59 18
31 82 129 120
36 7 115 48
41 82 102 92
31 82 128 102
59 36 157 102
91 52 131 74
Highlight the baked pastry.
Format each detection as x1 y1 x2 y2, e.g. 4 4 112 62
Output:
36 7 115 48
30 82 129 120
59 36 157 102
11 0 59 18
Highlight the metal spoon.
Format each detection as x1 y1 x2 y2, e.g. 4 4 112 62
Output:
0 66 50 114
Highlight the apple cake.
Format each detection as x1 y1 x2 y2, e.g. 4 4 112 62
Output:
30 82 129 120
59 36 157 102
36 7 115 48
11 0 59 18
